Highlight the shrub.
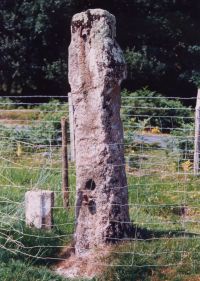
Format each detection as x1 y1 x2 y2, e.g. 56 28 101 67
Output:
121 88 193 134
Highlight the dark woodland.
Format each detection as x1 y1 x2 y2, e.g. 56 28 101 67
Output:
1 0 200 102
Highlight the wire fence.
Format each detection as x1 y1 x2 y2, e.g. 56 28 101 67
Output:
0 94 200 276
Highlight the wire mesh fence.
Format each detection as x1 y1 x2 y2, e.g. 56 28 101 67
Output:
0 93 200 277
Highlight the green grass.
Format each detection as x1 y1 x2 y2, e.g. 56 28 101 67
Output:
0 146 76 270
103 238 200 281
0 123 199 280
0 260 67 281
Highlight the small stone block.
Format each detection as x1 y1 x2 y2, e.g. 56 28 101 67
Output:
25 190 54 230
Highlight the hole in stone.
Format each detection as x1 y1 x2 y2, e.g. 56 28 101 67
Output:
85 179 96 191
88 200 96 215
82 34 87 41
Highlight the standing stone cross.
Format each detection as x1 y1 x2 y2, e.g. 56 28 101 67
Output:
69 9 131 256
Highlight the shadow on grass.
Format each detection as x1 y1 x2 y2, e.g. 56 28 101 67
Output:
102 225 200 281
131 224 200 240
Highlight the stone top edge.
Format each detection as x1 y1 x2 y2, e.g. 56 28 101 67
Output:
72 8 115 23
26 190 54 194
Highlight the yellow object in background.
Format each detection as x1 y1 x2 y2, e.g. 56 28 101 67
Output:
151 127 161 134
181 160 192 172
16 142 22 157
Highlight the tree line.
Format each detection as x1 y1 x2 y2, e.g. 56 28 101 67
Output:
1 0 200 101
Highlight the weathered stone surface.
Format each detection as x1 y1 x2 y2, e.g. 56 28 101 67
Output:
25 190 54 229
68 92 75 162
69 9 131 256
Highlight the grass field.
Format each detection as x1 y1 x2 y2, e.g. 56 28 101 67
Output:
0 102 199 281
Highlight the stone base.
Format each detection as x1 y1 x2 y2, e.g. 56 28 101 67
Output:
55 246 111 279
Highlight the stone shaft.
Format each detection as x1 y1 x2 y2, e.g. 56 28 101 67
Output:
68 92 75 162
68 9 130 256
25 190 54 229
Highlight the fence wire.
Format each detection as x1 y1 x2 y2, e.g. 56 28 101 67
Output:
0 94 200 275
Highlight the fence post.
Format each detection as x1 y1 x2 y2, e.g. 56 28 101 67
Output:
61 117 69 208
68 92 75 162
194 89 200 175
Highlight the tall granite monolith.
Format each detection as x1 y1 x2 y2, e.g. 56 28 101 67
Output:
69 9 131 256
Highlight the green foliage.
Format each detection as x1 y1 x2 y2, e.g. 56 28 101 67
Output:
125 48 166 87
0 0 71 95
1 0 200 96
122 88 193 133
168 123 194 164
0 260 67 281
0 98 17 109
0 100 67 146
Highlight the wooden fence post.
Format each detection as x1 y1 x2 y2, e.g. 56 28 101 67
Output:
194 89 200 175
61 117 69 208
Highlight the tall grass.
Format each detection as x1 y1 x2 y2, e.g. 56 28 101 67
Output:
0 99 199 280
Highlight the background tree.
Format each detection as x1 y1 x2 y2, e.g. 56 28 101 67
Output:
1 0 200 100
